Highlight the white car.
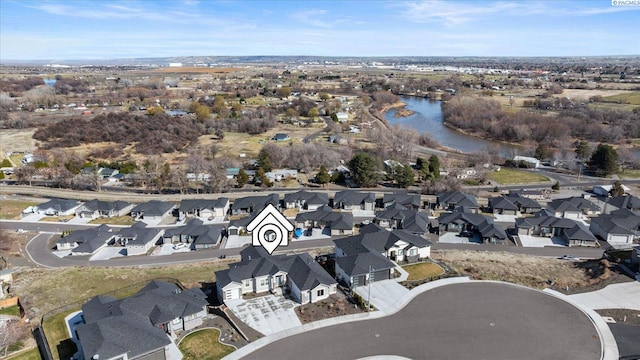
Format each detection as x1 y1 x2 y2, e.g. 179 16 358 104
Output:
173 243 188 250
560 254 579 261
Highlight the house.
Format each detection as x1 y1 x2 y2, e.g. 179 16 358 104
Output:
593 184 631 197
179 198 229 221
284 190 329 211
75 199 134 219
437 210 508 244
130 200 176 223
336 112 349 123
231 194 280 215
163 219 225 249
56 225 116 255
333 191 376 212
590 209 640 247
295 205 354 236
114 222 164 256
335 252 395 288
516 211 599 247
436 191 479 213
76 280 207 360
265 169 298 182
488 195 542 215
382 192 421 210
373 204 430 235
81 166 120 179
513 156 540 168
334 227 432 263
215 247 337 304
547 196 601 219
604 195 640 214
35 198 82 216
227 212 258 236
272 133 290 142
454 168 478 179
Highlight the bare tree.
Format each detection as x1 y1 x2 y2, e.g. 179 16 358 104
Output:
0 320 30 356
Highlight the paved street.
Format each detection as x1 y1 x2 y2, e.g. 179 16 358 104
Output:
237 282 601 360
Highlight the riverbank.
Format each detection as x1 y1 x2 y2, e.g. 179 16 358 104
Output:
440 122 532 152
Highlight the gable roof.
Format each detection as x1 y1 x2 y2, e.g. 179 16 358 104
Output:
335 252 395 277
437 191 478 209
77 280 206 360
334 228 432 257
547 197 600 213
37 198 81 213
438 210 506 240
607 195 640 212
382 192 421 208
130 200 176 217
179 198 229 212
58 225 116 253
295 205 353 230
333 191 376 206
164 219 224 245
591 210 640 236
232 194 279 212
284 190 329 206
79 199 131 213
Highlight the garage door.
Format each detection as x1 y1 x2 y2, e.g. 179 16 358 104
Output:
373 269 390 283
352 275 366 287
224 288 241 300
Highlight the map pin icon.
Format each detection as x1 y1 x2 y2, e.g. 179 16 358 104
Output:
256 222 284 254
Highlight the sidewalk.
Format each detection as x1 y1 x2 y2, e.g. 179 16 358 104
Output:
567 282 640 311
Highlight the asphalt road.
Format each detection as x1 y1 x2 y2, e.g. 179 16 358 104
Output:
240 282 601 360
2 219 605 268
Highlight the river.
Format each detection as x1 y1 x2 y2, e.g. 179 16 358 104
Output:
384 96 526 156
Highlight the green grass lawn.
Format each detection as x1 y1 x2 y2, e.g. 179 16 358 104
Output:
179 329 235 360
0 200 40 220
603 92 640 105
0 304 21 316
617 169 640 179
402 262 444 281
89 215 135 225
489 168 549 185
42 310 78 360
5 347 42 360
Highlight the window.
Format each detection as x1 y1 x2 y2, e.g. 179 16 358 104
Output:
397 249 403 256
243 280 251 288
317 289 325 297
410 248 418 256
260 278 270 287
172 318 181 325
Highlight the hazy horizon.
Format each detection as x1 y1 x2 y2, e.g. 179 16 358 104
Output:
1 0 640 61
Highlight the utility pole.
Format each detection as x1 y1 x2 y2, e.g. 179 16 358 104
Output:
367 266 373 311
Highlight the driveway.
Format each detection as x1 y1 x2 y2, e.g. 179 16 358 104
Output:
437 232 481 244
20 213 45 222
568 281 640 311
224 235 252 249
518 234 566 248
355 280 408 314
89 247 126 261
225 295 301 335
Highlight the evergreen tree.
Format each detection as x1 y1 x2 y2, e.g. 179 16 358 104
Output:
428 155 441 179
575 140 590 161
588 144 619 177
349 152 378 188
315 165 331 186
609 180 625 197
236 168 249 188
257 149 273 172
416 157 430 181
394 163 414 188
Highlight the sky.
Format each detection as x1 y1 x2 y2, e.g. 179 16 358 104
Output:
1 0 639 61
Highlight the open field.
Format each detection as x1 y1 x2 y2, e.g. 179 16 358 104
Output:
0 129 37 160
152 67 243 74
402 261 444 280
0 199 41 220
603 91 640 105
179 329 235 360
617 169 640 179
432 249 617 290
5 347 42 360
489 168 549 185
560 88 633 101
12 261 231 321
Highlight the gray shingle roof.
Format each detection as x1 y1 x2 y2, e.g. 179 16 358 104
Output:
232 194 279 212
130 200 175 217
295 205 353 230
382 192 421 208
335 252 395 277
60 225 116 253
80 199 132 212
547 197 600 213
437 191 478 209
333 191 375 207
37 198 81 213
179 198 229 213
164 219 223 246
77 280 207 360
284 191 329 206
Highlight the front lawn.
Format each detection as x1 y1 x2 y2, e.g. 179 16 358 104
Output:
616 169 640 179
489 168 549 185
42 310 78 360
0 304 21 316
179 329 235 360
402 262 444 281
89 215 135 225
5 347 41 360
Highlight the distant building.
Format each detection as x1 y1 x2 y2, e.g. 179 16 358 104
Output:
513 156 540 168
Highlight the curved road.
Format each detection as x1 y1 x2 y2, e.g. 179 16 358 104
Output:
239 282 601 360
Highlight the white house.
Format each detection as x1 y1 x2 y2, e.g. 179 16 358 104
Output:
513 156 540 168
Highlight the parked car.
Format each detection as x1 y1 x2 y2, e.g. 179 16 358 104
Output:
560 254 579 261
173 243 188 250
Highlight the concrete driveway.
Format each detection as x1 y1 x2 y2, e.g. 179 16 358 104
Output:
568 281 640 311
226 295 301 335
355 280 409 314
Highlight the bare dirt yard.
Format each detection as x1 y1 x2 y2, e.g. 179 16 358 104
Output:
0 129 37 161
432 249 630 292
295 293 365 324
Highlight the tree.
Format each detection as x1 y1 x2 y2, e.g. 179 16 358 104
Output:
349 152 378 188
315 165 331 186
588 144 619 177
609 180 625 197
255 167 273 187
319 92 331 101
575 140 590 161
236 168 249 188
552 181 560 190
146 106 164 115
534 143 550 160
257 149 273 172
428 155 440 179
195 105 211 122
0 320 29 356
277 86 291 98
394 163 414 188
306 107 319 118
330 113 339 122
416 157 430 181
